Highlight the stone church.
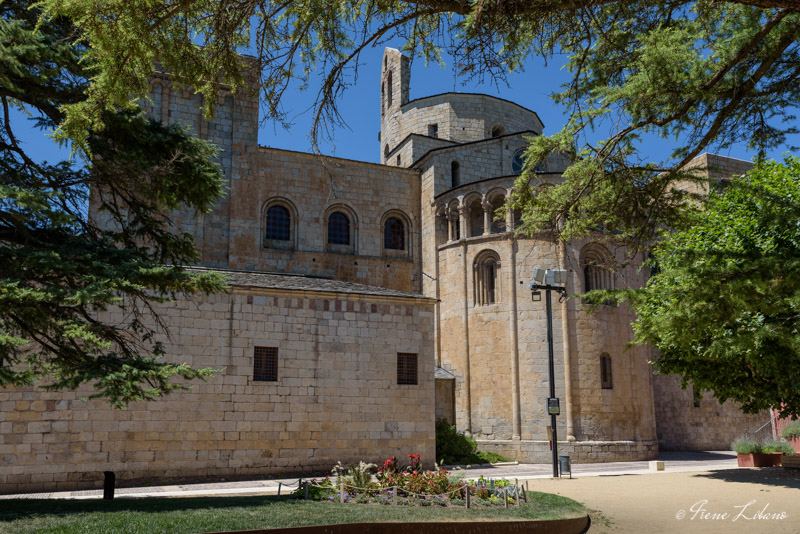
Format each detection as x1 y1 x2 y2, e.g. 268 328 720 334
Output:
0 49 764 493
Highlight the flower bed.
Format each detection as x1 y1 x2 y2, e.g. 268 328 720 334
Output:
295 454 524 508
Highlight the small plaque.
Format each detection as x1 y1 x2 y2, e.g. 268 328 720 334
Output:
547 398 560 415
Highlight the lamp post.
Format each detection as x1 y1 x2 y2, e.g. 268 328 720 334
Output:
530 267 567 478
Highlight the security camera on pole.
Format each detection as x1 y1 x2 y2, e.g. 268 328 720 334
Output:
529 267 567 478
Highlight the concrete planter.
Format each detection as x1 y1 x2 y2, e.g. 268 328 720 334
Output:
206 517 592 534
737 453 781 467
782 455 800 470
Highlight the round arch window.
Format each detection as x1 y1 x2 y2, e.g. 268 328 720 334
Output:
512 148 546 174
384 217 405 250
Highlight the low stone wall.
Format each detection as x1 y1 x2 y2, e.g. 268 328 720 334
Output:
476 439 659 464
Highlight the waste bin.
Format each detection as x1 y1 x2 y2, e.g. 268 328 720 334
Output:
558 455 571 478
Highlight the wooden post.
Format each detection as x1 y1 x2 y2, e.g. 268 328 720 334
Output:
515 485 521 507
392 486 397 506
466 485 471 509
304 481 309 501
503 488 509 509
340 483 345 504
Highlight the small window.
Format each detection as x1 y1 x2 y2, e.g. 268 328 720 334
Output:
387 71 393 108
691 387 702 407
451 161 460 188
397 353 418 385
396 154 401 166
489 195 506 234
428 124 438 138
600 353 613 389
328 212 350 245
491 125 504 138
384 217 405 250
265 205 291 241
254 346 278 382
474 251 500 305
584 260 614 292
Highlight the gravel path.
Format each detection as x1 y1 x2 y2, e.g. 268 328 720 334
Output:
531 467 800 533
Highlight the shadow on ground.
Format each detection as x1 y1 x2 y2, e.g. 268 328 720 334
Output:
0 495 296 521
693 467 800 490
658 451 736 462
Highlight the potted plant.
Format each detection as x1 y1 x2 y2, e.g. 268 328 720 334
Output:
733 438 773 467
762 440 795 466
781 421 800 451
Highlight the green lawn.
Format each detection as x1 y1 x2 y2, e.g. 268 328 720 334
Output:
0 492 587 533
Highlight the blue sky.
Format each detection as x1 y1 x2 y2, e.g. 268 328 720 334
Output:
9 42 798 168
258 43 797 166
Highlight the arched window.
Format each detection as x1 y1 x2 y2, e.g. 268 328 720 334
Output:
600 353 613 389
384 144 390 159
328 212 350 245
266 205 291 241
489 194 506 234
582 248 614 292
451 161 460 188
384 217 405 250
474 251 501 306
491 125 505 138
467 197 483 237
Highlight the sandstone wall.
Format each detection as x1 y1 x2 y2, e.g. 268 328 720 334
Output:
144 70 259 269
653 374 769 450
224 148 422 293
0 282 436 494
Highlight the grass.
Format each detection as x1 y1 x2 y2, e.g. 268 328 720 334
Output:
475 451 511 464
0 491 587 534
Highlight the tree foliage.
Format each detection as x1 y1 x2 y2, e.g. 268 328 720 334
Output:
631 156 800 418
38 0 800 254
1 0 227 406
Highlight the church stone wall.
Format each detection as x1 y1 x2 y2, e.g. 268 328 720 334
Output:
142 69 260 269
653 374 768 451
224 148 422 293
0 286 435 494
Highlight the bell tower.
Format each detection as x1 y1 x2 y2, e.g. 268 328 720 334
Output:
379 48 410 164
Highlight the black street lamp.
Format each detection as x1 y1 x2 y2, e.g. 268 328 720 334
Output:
530 267 567 478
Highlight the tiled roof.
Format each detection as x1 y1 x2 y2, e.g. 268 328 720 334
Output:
189 267 432 300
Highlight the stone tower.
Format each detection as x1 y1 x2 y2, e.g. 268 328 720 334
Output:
380 48 411 164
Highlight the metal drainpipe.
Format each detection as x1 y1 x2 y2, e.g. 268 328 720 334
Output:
509 235 522 439
560 241 576 441
460 213 473 435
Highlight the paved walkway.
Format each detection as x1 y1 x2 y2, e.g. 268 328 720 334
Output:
1 451 739 500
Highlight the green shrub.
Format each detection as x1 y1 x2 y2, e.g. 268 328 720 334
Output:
781 421 800 439
732 438 762 454
435 419 511 465
762 440 796 455
435 419 477 465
